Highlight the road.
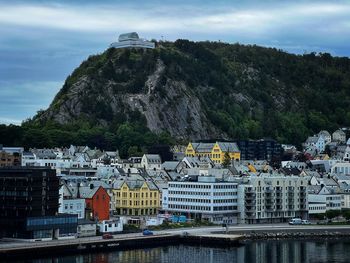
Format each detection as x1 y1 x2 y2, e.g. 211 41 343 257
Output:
2 223 350 250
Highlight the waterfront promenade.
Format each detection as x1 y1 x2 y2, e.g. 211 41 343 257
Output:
3 224 350 259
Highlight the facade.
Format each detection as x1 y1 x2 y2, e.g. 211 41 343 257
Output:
185 142 240 164
236 139 283 162
0 167 77 239
98 218 123 233
0 146 23 167
113 181 160 216
110 32 155 49
84 186 110 221
308 186 342 214
304 136 325 153
141 154 162 170
332 129 346 143
59 198 86 219
77 220 97 237
318 130 332 144
164 176 239 224
237 174 308 224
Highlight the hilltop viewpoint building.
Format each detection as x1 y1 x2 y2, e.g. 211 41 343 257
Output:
110 32 155 49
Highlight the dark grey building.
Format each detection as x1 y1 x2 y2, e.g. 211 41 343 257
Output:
0 167 77 239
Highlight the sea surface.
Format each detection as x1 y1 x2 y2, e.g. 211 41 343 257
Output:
11 239 350 263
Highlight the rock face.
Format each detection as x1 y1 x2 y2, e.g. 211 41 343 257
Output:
36 39 350 144
39 45 226 140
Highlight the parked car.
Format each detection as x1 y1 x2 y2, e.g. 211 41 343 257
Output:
102 233 113 239
143 229 154 236
289 218 302 225
302 220 311 225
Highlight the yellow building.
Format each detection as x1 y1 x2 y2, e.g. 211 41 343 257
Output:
113 181 160 216
185 142 240 164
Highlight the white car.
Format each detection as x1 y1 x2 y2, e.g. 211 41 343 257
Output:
301 220 311 225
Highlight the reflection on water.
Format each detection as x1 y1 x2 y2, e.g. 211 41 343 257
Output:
14 239 350 263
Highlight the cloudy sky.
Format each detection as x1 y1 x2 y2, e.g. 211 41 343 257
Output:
1 0 350 125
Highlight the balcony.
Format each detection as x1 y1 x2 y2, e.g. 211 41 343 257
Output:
245 194 256 200
265 187 274 193
287 205 295 210
276 205 283 210
245 188 255 194
276 199 283 204
245 200 256 207
265 206 274 212
246 207 256 213
275 188 283 193
287 187 294 193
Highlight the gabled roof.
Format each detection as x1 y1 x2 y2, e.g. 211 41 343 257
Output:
161 161 180 171
143 154 161 163
333 129 346 136
319 130 331 137
192 142 215 153
308 185 322 194
217 142 240 152
114 180 158 190
306 136 320 144
78 186 106 199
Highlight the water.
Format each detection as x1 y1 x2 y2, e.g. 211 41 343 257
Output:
10 239 350 263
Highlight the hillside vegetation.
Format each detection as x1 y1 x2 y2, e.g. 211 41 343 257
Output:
1 40 350 157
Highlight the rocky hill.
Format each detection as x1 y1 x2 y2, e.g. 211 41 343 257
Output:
3 39 349 155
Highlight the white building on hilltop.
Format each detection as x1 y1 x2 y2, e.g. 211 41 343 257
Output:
110 32 155 49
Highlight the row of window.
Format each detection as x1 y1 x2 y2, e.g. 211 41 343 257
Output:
119 192 158 198
118 200 158 206
0 190 28 197
170 184 212 189
27 216 77 226
309 206 326 210
169 197 211 203
169 191 210 196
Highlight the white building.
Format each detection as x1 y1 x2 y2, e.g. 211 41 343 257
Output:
59 198 86 219
98 218 123 233
332 129 346 143
331 162 350 175
308 185 342 215
77 220 97 237
237 174 308 223
164 175 238 224
141 154 162 170
318 130 332 145
304 135 325 153
110 32 155 49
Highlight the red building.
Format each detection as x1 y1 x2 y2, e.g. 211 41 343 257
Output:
82 186 110 221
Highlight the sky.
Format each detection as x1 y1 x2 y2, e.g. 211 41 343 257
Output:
0 0 350 125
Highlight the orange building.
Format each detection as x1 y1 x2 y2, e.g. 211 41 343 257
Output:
81 186 110 221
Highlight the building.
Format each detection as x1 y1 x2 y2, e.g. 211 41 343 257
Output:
237 174 308 224
304 135 326 153
236 139 283 162
308 186 342 215
141 154 162 170
59 196 86 219
332 129 346 143
164 175 239 224
0 145 23 167
82 186 110 221
77 219 97 237
98 218 123 233
113 181 160 216
110 32 155 49
318 130 332 144
185 142 240 164
0 167 77 239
